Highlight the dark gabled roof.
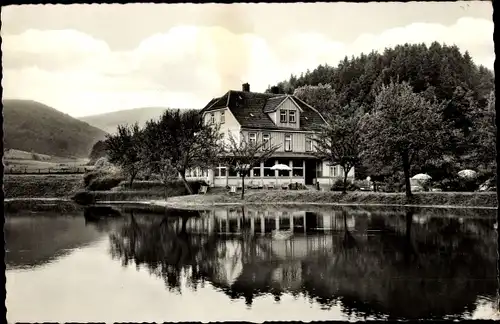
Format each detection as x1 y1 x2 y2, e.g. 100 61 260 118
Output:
202 98 219 110
200 90 326 131
290 96 327 131
263 95 287 113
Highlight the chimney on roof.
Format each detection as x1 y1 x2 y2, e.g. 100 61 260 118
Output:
242 83 250 92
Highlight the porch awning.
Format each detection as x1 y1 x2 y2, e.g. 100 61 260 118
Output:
268 152 318 159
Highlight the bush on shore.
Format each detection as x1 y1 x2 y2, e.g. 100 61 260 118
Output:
432 175 488 192
84 172 125 191
83 158 124 191
330 179 360 192
113 179 208 194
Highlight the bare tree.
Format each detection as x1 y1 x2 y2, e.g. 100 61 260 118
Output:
224 132 280 199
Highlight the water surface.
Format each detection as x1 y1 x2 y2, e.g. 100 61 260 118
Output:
5 204 499 322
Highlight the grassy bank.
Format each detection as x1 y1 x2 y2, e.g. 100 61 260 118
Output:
8 173 497 209
160 190 498 209
4 174 84 198
71 180 210 204
4 199 83 214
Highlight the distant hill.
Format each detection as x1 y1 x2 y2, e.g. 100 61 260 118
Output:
3 99 107 158
79 107 168 134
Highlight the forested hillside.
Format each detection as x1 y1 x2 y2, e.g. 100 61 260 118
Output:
267 42 495 187
3 99 107 158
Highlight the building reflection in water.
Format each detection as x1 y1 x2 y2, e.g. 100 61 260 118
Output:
187 208 356 235
105 206 498 320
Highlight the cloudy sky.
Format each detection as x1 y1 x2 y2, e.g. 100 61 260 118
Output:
1 2 494 117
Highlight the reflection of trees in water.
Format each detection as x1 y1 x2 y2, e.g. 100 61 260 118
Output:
109 212 213 292
106 206 497 319
300 208 497 319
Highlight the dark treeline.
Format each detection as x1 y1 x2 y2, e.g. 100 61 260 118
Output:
267 42 493 116
266 42 495 194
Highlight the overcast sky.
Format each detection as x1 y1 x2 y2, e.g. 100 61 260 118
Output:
1 2 494 117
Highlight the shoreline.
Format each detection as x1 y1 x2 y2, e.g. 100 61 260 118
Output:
4 174 497 210
144 200 499 211
5 196 498 211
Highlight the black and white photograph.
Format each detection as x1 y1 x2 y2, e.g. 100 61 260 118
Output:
2 1 498 322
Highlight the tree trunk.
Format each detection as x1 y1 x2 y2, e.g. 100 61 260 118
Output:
342 166 349 194
180 172 194 194
129 171 136 188
241 175 246 199
160 172 169 199
402 152 412 199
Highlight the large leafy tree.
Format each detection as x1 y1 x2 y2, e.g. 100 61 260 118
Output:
269 42 494 186
140 109 223 194
469 90 496 174
269 42 493 136
104 123 143 187
292 84 340 118
360 81 449 199
314 106 363 193
140 119 180 197
224 132 280 199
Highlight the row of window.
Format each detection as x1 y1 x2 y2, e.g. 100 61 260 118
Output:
186 169 209 178
209 109 297 125
279 109 296 123
247 132 314 152
214 166 304 178
213 166 345 178
186 165 345 178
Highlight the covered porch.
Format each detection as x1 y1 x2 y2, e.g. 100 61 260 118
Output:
210 154 321 188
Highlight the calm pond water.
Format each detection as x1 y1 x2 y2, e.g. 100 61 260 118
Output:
5 203 500 322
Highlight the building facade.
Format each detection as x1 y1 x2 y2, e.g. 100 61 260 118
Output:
190 83 355 189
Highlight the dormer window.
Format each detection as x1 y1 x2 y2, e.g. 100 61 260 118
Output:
220 111 225 123
280 110 287 123
210 112 215 124
289 111 296 123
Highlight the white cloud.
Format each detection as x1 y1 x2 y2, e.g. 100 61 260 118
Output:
1 16 494 118
349 17 494 68
1 29 110 71
2 28 109 55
